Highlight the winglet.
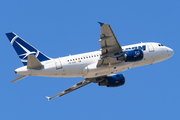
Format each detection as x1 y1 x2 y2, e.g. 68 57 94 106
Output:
46 96 51 101
98 22 104 27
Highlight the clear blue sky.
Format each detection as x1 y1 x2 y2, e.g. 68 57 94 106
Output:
1 0 179 120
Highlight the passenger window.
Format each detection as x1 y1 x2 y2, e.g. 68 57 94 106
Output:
70 59 72 61
94 55 96 57
138 46 143 49
67 60 69 62
126 48 131 50
142 45 146 50
132 47 137 49
89 56 91 58
86 57 88 58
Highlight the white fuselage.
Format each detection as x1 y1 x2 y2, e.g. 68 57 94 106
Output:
15 42 174 78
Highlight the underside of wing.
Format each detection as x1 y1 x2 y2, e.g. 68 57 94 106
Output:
46 79 91 101
10 75 28 83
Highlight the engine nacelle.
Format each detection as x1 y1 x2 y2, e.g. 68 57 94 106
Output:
124 49 143 62
117 49 143 62
98 74 125 87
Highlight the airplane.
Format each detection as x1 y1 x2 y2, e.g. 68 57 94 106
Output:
6 22 174 101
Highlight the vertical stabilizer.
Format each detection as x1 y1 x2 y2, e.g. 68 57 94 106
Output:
6 32 50 65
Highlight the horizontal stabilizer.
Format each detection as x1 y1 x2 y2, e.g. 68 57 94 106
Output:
10 75 28 83
27 55 43 69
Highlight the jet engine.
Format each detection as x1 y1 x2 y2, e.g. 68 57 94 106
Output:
98 74 125 87
117 49 143 62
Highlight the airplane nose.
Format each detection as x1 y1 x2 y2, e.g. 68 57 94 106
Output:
167 47 174 57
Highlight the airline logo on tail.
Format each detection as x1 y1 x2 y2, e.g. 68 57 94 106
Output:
6 32 50 65
16 40 40 62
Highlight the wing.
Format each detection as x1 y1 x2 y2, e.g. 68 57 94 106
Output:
10 75 28 83
97 22 123 67
46 79 91 101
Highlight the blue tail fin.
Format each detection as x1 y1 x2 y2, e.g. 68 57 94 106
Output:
6 32 51 65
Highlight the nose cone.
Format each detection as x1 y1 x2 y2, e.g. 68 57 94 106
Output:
167 47 174 58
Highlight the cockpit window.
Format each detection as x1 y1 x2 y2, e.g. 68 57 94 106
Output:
158 44 164 46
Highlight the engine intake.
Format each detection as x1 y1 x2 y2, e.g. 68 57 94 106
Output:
98 74 125 87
